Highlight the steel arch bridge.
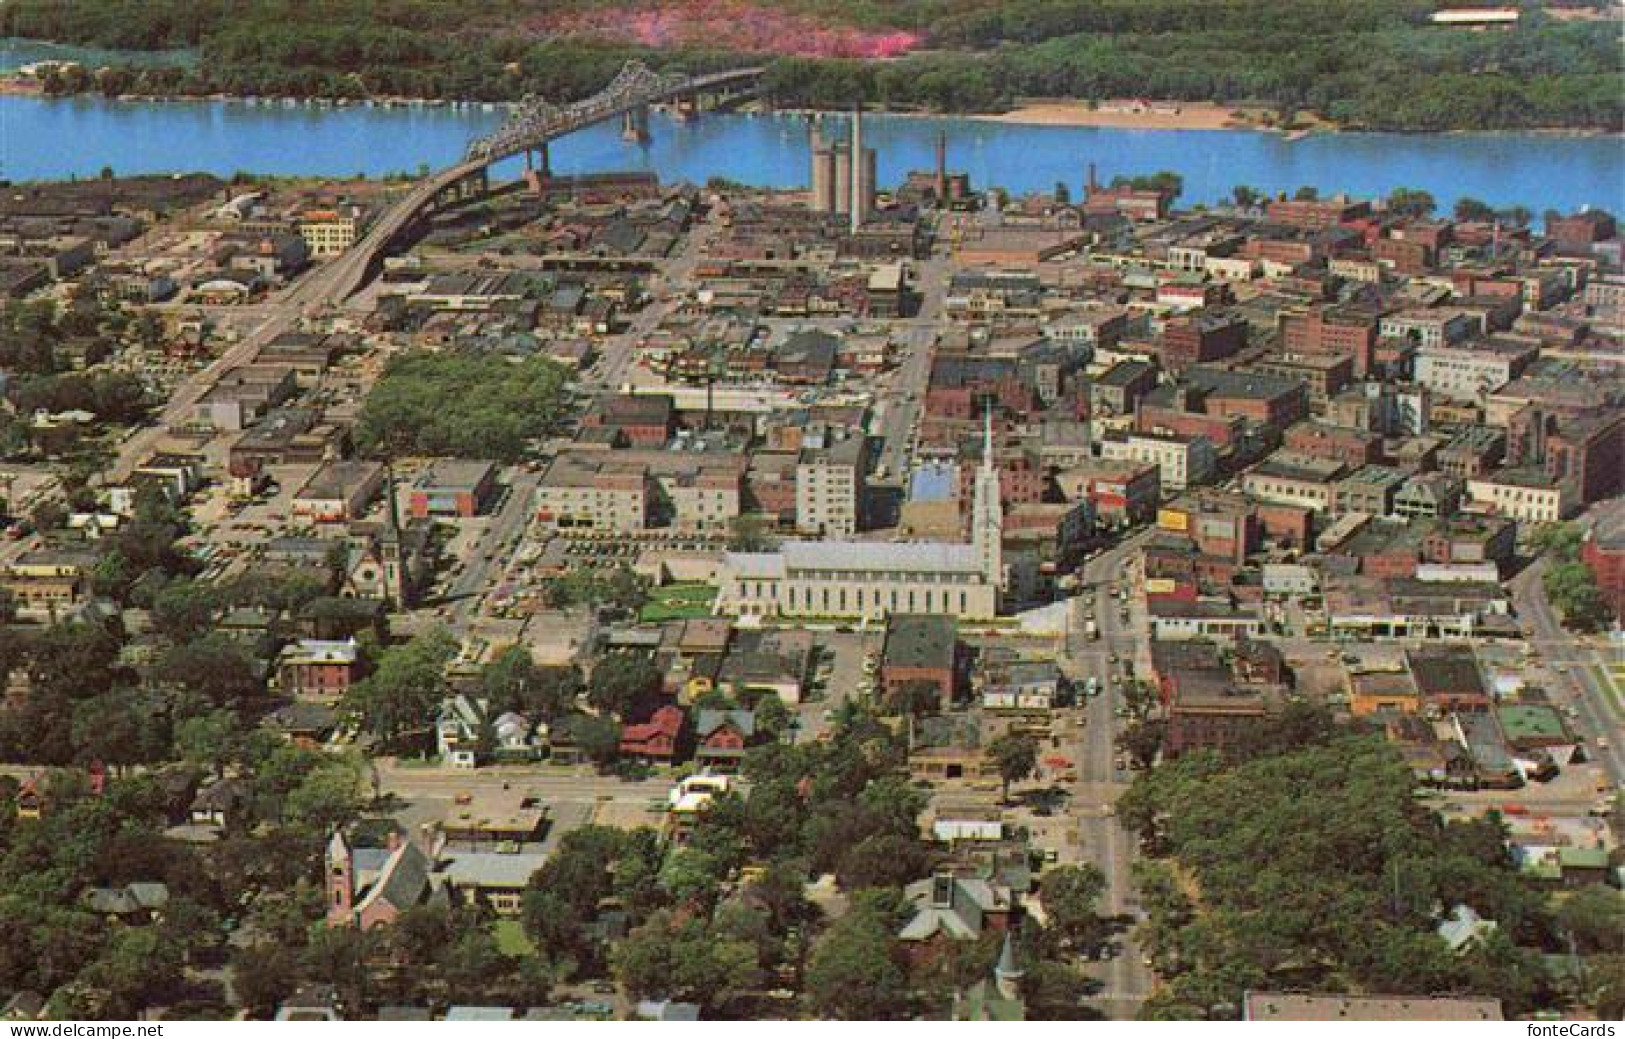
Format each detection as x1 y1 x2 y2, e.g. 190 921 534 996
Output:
464 61 765 164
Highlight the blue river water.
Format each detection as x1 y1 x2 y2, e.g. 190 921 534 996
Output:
1 94 1620 215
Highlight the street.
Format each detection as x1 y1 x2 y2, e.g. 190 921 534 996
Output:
1510 557 1625 784
1065 531 1157 1017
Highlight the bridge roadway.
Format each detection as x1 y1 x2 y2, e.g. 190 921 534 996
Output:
108 161 468 482
109 63 763 484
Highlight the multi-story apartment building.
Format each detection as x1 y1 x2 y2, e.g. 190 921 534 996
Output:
795 433 865 538
1413 339 1537 403
1099 431 1216 492
1380 309 1479 350
1240 453 1346 512
1467 468 1574 523
297 204 366 258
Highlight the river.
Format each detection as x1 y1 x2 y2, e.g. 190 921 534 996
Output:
0 94 1620 215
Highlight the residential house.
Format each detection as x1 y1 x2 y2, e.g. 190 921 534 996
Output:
694 709 756 772
277 638 361 700
898 872 1018 965
620 705 686 764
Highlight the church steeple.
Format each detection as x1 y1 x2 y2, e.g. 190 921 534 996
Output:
994 928 1025 1001
378 462 407 608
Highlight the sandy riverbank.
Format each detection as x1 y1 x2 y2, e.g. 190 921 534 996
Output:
974 100 1242 130
967 99 1341 136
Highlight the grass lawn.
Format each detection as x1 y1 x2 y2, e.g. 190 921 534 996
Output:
395 754 444 769
640 582 717 622
493 919 536 957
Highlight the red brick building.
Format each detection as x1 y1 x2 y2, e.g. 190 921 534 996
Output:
880 614 960 710
1157 311 1248 370
1372 235 1433 275
620 705 686 763
1137 402 1245 449
1266 196 1371 230
1284 421 1383 466
1152 641 1282 758
1183 366 1310 430
585 393 675 448
1547 209 1617 247
1545 411 1625 506
1581 503 1625 623
1255 503 1315 550
276 639 361 700
1278 306 1381 377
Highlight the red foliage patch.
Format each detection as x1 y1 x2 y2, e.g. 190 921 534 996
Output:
536 1 919 59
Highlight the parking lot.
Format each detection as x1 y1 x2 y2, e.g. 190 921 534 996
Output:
795 628 880 741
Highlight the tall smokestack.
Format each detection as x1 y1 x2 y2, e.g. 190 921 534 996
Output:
850 104 863 234
1087 162 1098 196
936 130 947 202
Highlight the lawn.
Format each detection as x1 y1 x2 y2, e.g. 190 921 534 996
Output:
493 919 536 957
639 582 717 622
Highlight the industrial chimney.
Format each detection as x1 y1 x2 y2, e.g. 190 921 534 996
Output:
850 104 863 234
936 129 948 202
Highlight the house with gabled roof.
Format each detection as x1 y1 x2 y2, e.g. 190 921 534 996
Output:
326 825 442 930
694 709 756 772
898 871 1019 965
620 705 686 764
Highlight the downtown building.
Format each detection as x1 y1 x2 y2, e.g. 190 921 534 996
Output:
715 417 1004 621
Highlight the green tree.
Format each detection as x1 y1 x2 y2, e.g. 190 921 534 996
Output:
1386 187 1437 218
1555 885 1625 954
752 694 791 741
837 833 930 891
357 351 569 461
1454 196 1497 223
231 941 301 1019
1116 718 1165 770
174 709 243 778
344 628 457 749
283 753 367 834
1110 170 1182 200
482 647 579 720
587 651 661 718
438 925 513 999
150 578 220 640
157 634 261 706
806 903 910 1020
574 713 623 768
1039 863 1109 951
658 846 725 910
613 910 762 1010
987 731 1039 802
1544 561 1610 633
727 513 779 552
1531 522 1584 562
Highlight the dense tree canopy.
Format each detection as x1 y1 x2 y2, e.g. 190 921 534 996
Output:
1118 736 1555 1019
3 0 1617 131
356 352 569 462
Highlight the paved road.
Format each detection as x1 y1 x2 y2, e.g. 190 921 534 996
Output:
1511 557 1624 785
870 255 948 490
591 212 720 392
109 172 459 483
1065 532 1156 1017
443 471 540 630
